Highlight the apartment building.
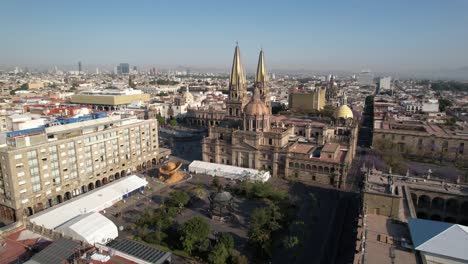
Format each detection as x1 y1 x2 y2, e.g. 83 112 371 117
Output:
0 115 160 222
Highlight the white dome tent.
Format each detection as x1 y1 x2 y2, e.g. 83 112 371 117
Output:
188 160 270 182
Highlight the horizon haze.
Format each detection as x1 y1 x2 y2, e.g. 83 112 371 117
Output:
1 0 468 79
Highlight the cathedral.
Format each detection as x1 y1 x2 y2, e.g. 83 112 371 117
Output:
201 45 358 189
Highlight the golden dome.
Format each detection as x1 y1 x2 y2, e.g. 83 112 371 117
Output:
335 105 353 119
244 88 269 116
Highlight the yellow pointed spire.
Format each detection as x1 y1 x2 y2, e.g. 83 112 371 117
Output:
255 49 268 84
229 44 246 89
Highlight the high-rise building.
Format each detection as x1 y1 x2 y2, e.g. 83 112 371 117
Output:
358 70 374 86
0 115 161 222
117 63 130 75
379 76 392 90
289 87 326 112
78 61 82 74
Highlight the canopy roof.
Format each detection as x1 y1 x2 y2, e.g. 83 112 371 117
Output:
408 218 468 261
56 212 118 245
30 175 147 229
188 160 270 182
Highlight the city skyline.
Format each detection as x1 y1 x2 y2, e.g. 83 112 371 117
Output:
1 0 468 76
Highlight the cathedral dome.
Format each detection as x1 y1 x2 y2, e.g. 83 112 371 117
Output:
244 88 269 116
335 105 353 119
183 87 194 102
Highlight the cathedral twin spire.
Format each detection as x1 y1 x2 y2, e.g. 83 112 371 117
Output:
229 44 247 94
228 44 269 106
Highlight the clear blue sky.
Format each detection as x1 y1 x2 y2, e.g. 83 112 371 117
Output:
1 0 467 73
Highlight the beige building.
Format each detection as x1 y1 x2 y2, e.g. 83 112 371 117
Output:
373 121 468 165
27 82 44 89
71 89 150 108
288 87 326 112
0 115 161 222
202 46 358 189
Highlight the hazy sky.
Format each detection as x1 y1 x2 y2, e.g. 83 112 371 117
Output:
1 0 468 73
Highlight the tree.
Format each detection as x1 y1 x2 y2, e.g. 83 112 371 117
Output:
179 216 211 253
438 98 452 112
282 235 300 249
217 232 234 250
272 103 286 115
156 114 165 125
228 250 248 264
211 176 222 191
320 105 336 118
207 243 229 264
166 191 190 209
170 119 177 127
445 116 457 126
10 83 29 95
248 202 283 257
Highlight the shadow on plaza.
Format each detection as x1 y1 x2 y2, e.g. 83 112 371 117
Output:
271 182 360 264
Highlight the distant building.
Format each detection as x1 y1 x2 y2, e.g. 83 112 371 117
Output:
27 81 44 89
288 87 326 112
358 70 374 86
421 99 439 113
379 76 392 90
78 61 82 74
71 89 150 108
117 63 130 75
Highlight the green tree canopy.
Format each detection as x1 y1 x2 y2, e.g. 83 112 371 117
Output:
228 250 249 264
217 232 234 250
320 105 336 118
156 114 165 125
248 202 283 257
438 98 453 112
282 235 300 249
169 119 177 126
179 216 211 253
211 176 222 191
166 190 190 209
207 243 229 264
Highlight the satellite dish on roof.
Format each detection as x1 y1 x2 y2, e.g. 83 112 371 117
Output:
119 226 124 231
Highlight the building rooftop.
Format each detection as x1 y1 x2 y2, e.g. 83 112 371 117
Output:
408 218 468 262
377 120 468 139
29 175 148 229
361 214 418 264
26 238 81 264
106 239 172 264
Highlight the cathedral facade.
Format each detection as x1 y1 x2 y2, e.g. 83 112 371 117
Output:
201 46 358 189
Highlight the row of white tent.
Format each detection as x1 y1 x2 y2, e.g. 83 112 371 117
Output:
188 160 270 182
29 175 148 245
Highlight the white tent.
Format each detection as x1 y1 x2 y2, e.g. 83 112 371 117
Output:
56 212 118 245
188 160 270 182
30 175 147 229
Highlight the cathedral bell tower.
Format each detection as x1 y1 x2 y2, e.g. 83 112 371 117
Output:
226 44 248 120
255 49 271 113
